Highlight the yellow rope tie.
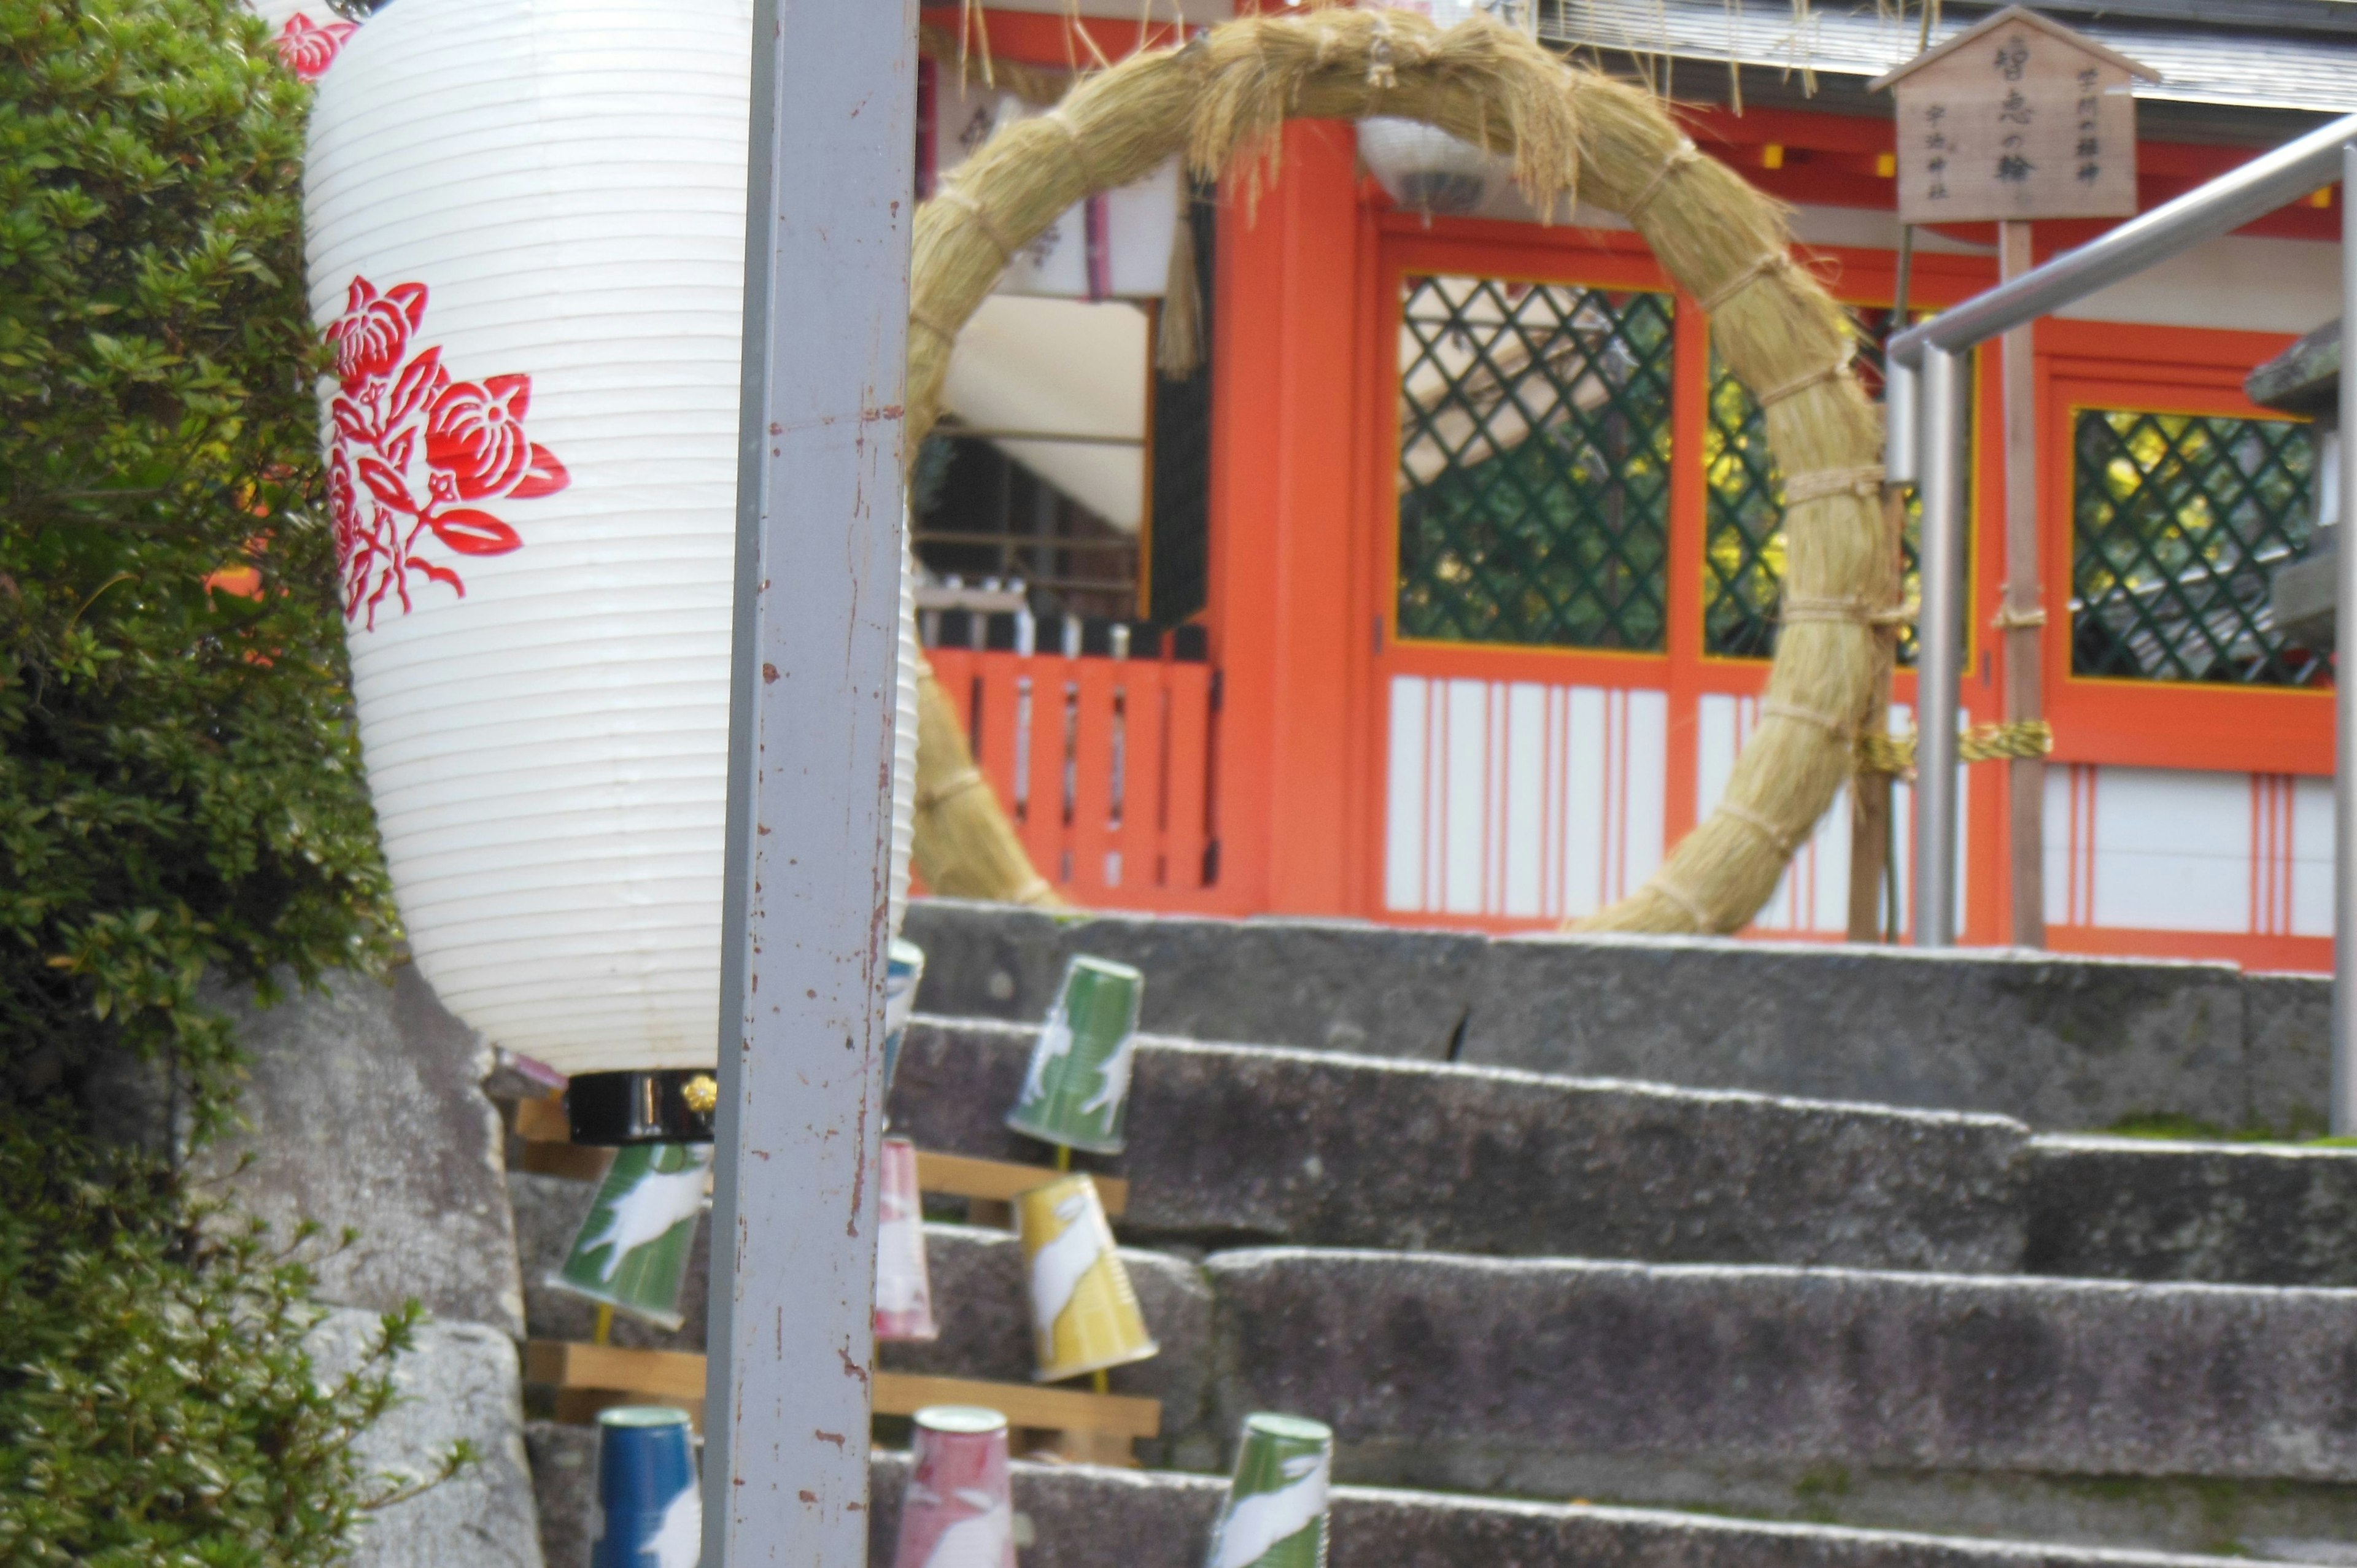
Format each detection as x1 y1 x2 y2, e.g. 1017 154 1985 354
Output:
1760 697 1854 740
1778 595 1875 625
1781 465 1886 505
1699 250 1794 314
935 186 1018 265
918 767 991 811
1040 110 1101 192
1854 719 2055 776
1755 345 1857 409
910 307 962 349
1650 875 1714 929
1366 11 1398 90
1991 601 2049 630
1717 800 1797 857
1622 139 1701 223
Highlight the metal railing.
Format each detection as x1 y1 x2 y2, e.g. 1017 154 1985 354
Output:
1883 110 2357 1133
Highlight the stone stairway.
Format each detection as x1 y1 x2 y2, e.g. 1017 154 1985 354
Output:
521 900 2357 1566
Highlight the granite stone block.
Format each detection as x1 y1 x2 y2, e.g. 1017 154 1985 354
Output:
1206 1249 2357 1486
902 899 1481 1059
2244 973 2333 1138
314 1308 542 1568
202 962 524 1337
1460 933 2248 1130
2026 1135 2357 1287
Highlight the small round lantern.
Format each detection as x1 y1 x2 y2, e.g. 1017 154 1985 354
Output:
306 0 918 1140
1355 0 1520 215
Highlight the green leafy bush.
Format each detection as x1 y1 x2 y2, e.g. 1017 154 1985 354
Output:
2 2 419 1562
0 1114 472 1568
1 0 390 1133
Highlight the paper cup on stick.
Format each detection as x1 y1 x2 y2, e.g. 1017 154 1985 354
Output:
1005 956 1143 1154
892 1406 1016 1568
875 1136 939 1342
590 1405 700 1568
549 1143 710 1330
1205 1413 1334 1568
1016 1173 1157 1382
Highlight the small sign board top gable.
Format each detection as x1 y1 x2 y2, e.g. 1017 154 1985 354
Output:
1872 6 2159 226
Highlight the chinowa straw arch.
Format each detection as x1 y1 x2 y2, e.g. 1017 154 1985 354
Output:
904 5 1895 935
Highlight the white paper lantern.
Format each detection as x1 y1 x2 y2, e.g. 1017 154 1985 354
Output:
308 0 918 1080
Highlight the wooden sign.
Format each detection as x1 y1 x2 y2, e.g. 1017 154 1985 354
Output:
1870 6 2158 225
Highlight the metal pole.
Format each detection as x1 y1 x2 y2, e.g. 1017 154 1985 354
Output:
1913 344 1967 946
703 0 918 1561
2334 141 2357 1136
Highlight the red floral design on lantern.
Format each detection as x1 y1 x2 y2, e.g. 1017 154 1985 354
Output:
325 276 570 626
276 14 357 82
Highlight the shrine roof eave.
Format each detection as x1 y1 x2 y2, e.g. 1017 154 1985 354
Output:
1546 0 2357 141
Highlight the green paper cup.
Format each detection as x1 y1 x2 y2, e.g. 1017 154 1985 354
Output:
1205 1413 1333 1568
548 1142 711 1330
1005 955 1143 1154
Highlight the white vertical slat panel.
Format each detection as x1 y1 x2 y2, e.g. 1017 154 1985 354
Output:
1503 683 1548 917
1562 686 1608 919
2294 774 2335 937
1385 676 1429 913
1619 690 1668 905
1443 679 1487 914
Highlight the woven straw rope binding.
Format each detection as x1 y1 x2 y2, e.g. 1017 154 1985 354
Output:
901 8 1895 935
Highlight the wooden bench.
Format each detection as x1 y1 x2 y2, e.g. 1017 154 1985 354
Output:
524 1342 1159 1465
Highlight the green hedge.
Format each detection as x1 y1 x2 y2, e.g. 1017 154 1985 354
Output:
2 2 418 1561
2 0 390 1134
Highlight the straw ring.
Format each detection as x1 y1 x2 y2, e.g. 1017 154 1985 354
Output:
902 7 1893 938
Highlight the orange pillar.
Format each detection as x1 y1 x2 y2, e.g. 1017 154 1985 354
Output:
1206 122 1366 914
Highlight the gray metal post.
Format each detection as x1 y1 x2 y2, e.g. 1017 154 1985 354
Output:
1912 345 1967 946
703 0 918 1560
2335 142 2357 1136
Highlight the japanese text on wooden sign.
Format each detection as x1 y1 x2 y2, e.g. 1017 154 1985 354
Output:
1892 22 2138 224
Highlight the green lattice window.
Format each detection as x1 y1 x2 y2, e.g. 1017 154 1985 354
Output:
2072 409 2321 686
1396 275 1672 649
1704 306 1927 663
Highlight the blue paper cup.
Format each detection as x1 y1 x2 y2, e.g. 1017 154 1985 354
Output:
592 1406 700 1568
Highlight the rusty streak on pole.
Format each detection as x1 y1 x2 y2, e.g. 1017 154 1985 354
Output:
702 0 918 1561
1998 220 2046 949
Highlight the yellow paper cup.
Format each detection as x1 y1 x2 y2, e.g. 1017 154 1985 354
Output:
1014 1174 1158 1383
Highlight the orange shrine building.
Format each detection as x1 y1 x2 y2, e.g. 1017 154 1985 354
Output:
910 0 2353 972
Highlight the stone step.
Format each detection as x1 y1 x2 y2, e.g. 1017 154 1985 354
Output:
525 1428 2316 1568
894 1018 2357 1289
1207 1248 2357 1558
891 1018 2032 1273
904 898 2328 1133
